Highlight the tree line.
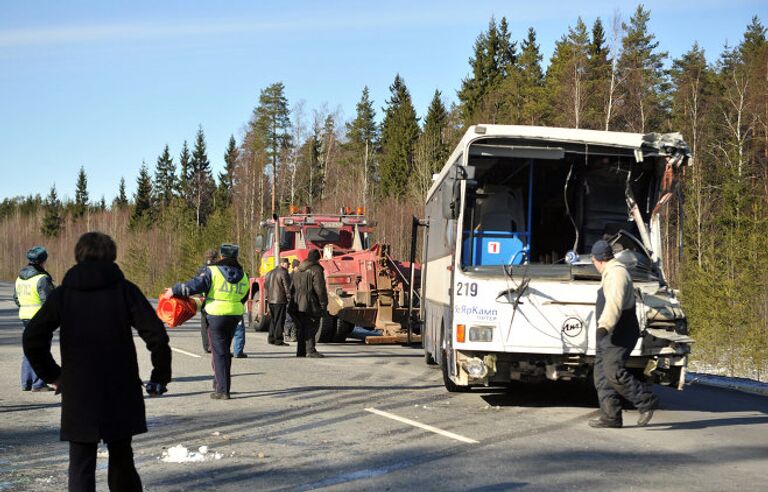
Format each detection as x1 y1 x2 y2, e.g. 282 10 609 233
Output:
1 5 766 377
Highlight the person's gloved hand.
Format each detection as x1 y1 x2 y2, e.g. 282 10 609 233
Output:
145 382 167 397
161 288 174 300
596 327 609 340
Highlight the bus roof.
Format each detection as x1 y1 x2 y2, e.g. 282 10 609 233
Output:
426 125 689 201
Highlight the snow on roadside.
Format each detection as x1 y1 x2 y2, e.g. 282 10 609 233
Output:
686 372 768 397
161 444 223 463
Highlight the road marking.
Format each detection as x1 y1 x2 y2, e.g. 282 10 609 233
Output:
364 407 479 444
171 347 202 358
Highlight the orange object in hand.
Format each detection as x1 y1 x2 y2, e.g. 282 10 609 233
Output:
156 294 202 328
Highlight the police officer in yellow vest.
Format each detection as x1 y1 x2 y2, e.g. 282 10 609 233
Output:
167 244 248 400
14 246 55 391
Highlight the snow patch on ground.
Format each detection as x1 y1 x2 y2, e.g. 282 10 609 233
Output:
687 372 768 397
161 444 223 463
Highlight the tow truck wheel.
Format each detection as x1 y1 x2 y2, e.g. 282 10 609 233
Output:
316 313 337 343
333 319 354 343
441 328 471 393
248 299 270 332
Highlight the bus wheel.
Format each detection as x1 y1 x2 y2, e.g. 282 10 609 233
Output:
441 329 470 393
425 349 438 366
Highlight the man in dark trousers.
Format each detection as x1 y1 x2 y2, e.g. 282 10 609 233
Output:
23 232 172 492
266 257 291 346
284 259 302 342
293 249 328 358
14 246 55 392
169 243 248 399
590 240 658 428
196 250 217 353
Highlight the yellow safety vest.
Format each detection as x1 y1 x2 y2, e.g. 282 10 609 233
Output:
15 274 46 320
205 266 248 316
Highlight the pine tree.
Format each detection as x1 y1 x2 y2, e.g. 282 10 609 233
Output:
98 195 107 211
252 82 291 214
345 86 379 207
113 177 129 209
379 74 420 198
616 5 669 132
514 27 546 124
670 43 716 268
413 90 450 197
73 166 89 219
130 163 154 228
585 17 613 129
423 89 449 167
153 144 177 209
177 140 191 199
546 17 592 128
458 16 517 124
41 185 63 238
217 135 238 208
189 126 215 226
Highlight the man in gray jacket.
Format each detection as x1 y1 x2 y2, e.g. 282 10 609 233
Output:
293 250 328 358
265 257 292 346
590 240 658 428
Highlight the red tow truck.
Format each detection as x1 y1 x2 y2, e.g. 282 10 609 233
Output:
247 207 419 343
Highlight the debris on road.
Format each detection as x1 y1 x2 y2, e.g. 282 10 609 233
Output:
161 444 223 463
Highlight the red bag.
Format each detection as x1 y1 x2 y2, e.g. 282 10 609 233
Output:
156 295 202 328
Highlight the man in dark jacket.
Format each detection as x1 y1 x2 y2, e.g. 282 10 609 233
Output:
23 232 172 492
169 243 248 399
14 246 55 392
196 250 217 353
265 257 292 346
284 259 302 342
293 249 328 358
590 240 658 429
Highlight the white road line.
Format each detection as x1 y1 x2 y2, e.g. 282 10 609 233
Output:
171 347 202 358
364 407 479 444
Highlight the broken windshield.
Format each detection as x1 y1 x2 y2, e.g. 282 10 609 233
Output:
459 139 671 283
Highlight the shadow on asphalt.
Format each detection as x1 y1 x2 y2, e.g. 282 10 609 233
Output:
477 381 598 409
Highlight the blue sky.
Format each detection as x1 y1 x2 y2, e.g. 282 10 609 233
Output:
1 0 765 202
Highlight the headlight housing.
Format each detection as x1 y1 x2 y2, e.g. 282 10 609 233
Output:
468 325 493 342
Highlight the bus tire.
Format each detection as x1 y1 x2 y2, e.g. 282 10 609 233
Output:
441 328 470 393
424 349 438 366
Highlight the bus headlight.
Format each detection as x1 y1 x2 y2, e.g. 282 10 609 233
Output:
468 326 493 342
462 357 488 379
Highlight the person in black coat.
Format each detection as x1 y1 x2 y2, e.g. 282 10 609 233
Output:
23 232 172 492
292 249 328 358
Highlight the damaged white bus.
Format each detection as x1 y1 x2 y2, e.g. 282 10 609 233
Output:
419 125 694 393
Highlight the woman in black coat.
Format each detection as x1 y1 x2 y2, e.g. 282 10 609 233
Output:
23 232 172 492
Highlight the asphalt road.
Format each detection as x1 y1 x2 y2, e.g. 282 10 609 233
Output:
1 281 767 491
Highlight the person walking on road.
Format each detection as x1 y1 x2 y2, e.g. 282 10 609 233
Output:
293 249 327 358
233 318 247 358
168 243 248 400
589 240 658 429
23 232 172 492
196 250 217 353
14 246 55 392
266 257 292 346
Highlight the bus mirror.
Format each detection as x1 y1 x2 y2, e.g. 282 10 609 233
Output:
445 219 457 248
255 235 264 252
457 165 476 180
441 181 458 219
